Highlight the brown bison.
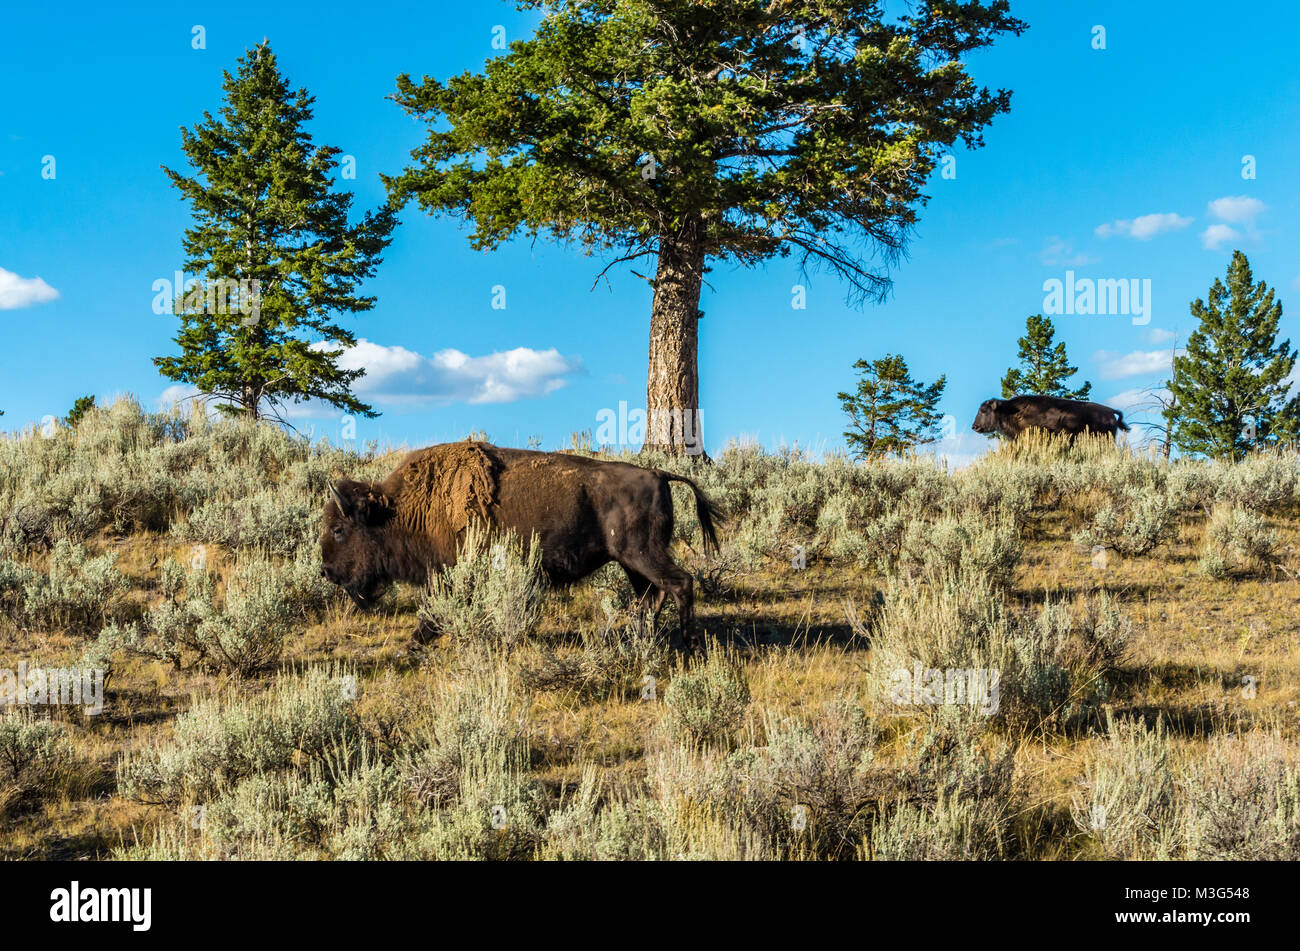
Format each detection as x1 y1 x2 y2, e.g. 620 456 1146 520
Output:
320 442 723 653
971 395 1130 439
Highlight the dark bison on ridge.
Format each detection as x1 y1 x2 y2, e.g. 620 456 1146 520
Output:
320 441 723 653
972 395 1130 439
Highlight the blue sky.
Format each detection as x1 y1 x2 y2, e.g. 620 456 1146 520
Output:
2 1 1298 462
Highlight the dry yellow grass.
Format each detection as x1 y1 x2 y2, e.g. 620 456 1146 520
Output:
4 504 1298 859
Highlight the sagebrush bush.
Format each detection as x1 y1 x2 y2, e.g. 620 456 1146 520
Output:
664 652 751 745
1180 731 1300 860
117 665 358 806
418 524 544 652
897 510 1022 591
519 623 669 701
1199 505 1281 579
0 540 131 635
1072 717 1300 860
95 551 333 674
173 489 319 556
0 714 79 817
0 396 375 561
120 657 548 860
1070 714 1178 860
1072 483 1179 557
871 714 1016 859
869 567 1129 732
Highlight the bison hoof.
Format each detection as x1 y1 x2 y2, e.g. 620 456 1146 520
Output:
398 638 427 659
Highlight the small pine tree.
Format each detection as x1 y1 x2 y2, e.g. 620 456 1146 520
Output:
65 396 96 427
1167 251 1299 459
155 43 397 422
1001 314 1091 400
838 355 946 460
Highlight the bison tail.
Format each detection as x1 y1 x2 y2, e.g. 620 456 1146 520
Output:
663 473 725 554
1115 410 1130 431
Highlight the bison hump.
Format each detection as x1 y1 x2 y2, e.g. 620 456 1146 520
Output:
403 442 501 533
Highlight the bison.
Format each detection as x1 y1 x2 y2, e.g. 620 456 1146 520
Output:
971 395 1130 440
320 441 723 653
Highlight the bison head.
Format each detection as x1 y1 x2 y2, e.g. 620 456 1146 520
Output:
972 399 1003 435
321 479 397 610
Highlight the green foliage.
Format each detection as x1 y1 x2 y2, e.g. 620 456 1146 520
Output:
64 396 96 428
838 354 947 460
1167 251 1300 459
386 2 1024 299
155 43 397 422
1000 314 1091 400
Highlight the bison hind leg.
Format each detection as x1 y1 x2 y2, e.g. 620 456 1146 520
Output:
623 567 669 639
619 555 699 656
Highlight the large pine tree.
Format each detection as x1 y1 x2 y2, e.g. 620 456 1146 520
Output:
1166 251 1298 459
385 1 1025 455
838 355 946 460
1000 314 1090 400
155 43 397 422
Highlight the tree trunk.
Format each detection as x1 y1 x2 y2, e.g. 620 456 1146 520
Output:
643 218 706 456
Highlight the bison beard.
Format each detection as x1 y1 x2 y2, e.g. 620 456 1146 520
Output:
320 442 724 654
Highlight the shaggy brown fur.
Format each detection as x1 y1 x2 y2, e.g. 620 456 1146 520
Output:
321 442 723 653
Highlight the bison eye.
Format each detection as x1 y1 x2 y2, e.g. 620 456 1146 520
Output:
331 526 346 542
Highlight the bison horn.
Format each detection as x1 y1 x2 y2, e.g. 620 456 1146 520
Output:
328 480 348 516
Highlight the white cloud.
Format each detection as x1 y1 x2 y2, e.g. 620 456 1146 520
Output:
1093 348 1178 380
156 340 585 416
1095 212 1192 241
157 384 226 416
1105 387 1168 414
336 339 583 406
1041 236 1090 267
1147 328 1177 345
922 429 994 471
1201 196 1265 251
0 267 59 310
1200 223 1240 250
157 384 198 408
1207 195 1266 225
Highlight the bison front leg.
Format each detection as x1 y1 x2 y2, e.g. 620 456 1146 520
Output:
401 615 440 655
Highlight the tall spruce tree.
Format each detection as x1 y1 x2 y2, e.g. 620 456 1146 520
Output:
1000 314 1090 400
155 43 397 422
838 355 946 460
1166 251 1299 459
385 1 1025 455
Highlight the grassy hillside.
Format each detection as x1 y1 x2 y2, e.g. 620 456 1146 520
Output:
2 397 1299 859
